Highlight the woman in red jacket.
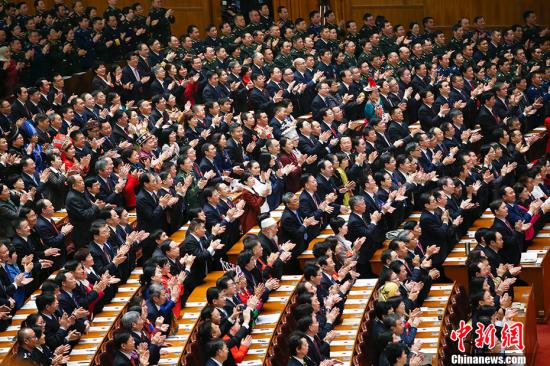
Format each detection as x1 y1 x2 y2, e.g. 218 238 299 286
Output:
240 172 265 233
279 137 307 193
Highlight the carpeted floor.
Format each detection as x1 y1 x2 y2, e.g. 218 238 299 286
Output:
535 323 550 365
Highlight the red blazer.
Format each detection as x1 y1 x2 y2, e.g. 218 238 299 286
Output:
545 117 550 153
240 188 265 233
279 151 302 193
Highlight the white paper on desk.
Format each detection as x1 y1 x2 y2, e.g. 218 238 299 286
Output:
419 316 440 322
354 279 378 286
103 306 124 311
281 275 302 280
132 268 143 274
417 327 440 332
117 287 138 292
520 251 538 263
126 278 139 284
239 361 263 366
67 362 92 366
302 250 313 255
251 328 274 334
251 338 270 345
344 299 367 305
0 336 15 342
88 326 110 331
430 285 454 290
274 285 294 292
161 346 184 353
157 358 180 365
77 338 103 344
12 314 29 320
467 231 476 238
420 307 444 313
341 318 360 326
181 324 194 330
481 214 494 218
70 348 97 355
271 211 283 218
247 348 266 355
349 290 372 296
249 228 261 233
93 317 116 323
167 335 188 341
266 296 288 303
424 296 448 302
21 302 36 310
185 302 207 307
418 337 439 344
255 314 280 325
111 297 131 302
331 340 355 346
343 308 364 315
182 312 200 319
451 247 466 252
409 213 421 218
445 257 465 262
420 347 437 354
330 351 352 357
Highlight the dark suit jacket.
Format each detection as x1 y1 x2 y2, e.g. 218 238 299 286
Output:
180 234 213 288
477 106 501 142
311 94 330 121
89 241 119 276
279 207 308 255
418 103 444 131
150 78 168 96
225 138 245 165
11 99 32 120
66 189 99 247
492 218 523 265
419 210 449 265
112 350 136 366
35 215 65 250
136 189 166 233
249 87 274 113
202 83 223 103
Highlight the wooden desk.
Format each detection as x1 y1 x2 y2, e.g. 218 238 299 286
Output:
67 267 143 366
237 275 302 366
172 271 224 366
0 271 60 364
419 284 455 366
334 278 378 365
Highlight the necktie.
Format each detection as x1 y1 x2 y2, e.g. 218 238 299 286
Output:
102 245 111 262
133 67 140 81
50 219 59 233
311 193 319 208
193 164 203 178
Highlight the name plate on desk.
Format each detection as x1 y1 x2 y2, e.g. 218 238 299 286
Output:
182 312 200 319
342 308 364 314
239 361 263 366
424 296 448 302
349 290 372 296
417 327 440 332
70 348 97 355
251 338 271 345
331 340 355 346
354 279 378 286
266 296 289 303
281 275 302 280
274 285 294 292
251 328 274 334
185 302 206 307
247 348 266 355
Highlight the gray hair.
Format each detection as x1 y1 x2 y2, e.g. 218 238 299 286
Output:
349 195 365 211
149 283 164 299
396 230 411 242
282 192 295 205
95 159 108 172
121 311 141 330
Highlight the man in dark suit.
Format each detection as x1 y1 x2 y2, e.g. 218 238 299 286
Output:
203 187 240 246
419 193 452 267
310 81 331 121
36 293 70 351
346 195 383 277
20 157 46 199
88 220 128 277
149 65 169 96
111 110 133 145
296 314 331 365
202 71 224 103
66 175 103 248
279 193 318 258
11 86 32 121
56 271 89 334
297 120 330 159
490 200 526 265
121 311 161 366
111 331 143 366
204 339 230 366
225 125 246 165
180 219 224 291
35 199 72 267
287 332 315 366
477 92 501 142
249 73 279 113
199 143 225 186
121 52 151 102
418 90 448 131
146 283 176 330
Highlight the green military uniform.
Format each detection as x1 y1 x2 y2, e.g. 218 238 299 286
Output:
240 44 258 61
397 59 411 70
357 51 373 66
496 71 514 83
384 63 400 78
409 54 425 67
380 35 398 54
449 37 465 52
203 58 220 72
432 42 447 57
291 48 306 60
274 52 293 69
344 52 357 68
